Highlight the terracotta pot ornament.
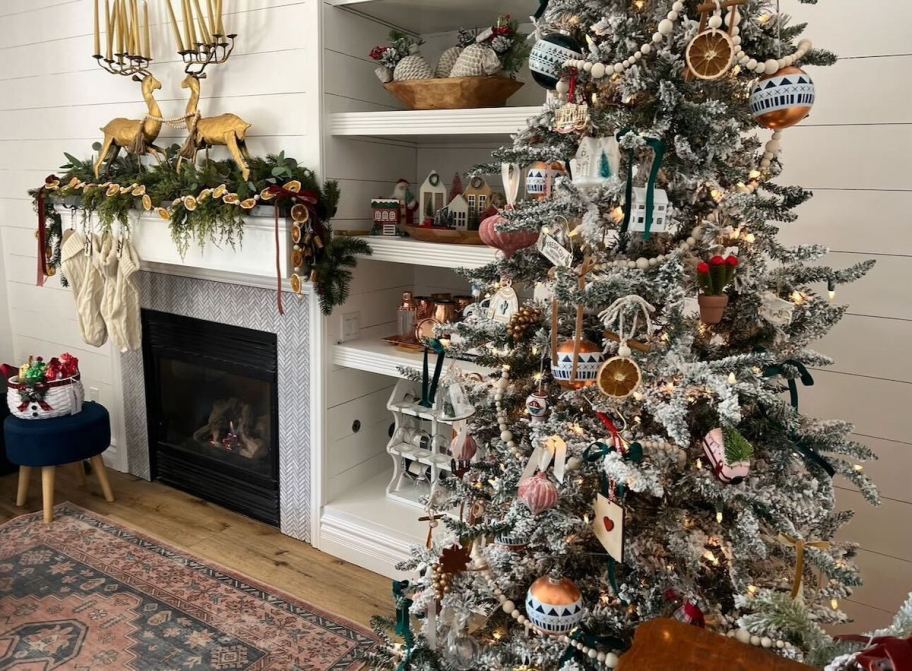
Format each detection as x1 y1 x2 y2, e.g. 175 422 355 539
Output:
479 163 538 258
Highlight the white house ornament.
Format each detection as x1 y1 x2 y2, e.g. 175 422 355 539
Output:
701 427 754 484
525 576 584 635
570 135 621 188
529 32 584 89
749 66 815 130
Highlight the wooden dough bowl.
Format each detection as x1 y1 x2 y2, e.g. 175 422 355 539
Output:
384 76 524 110
616 619 814 671
400 223 484 245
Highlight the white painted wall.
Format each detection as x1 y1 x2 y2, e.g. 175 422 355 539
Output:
0 0 321 471
778 0 912 632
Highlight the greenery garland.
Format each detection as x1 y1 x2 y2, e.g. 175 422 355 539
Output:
30 146 371 315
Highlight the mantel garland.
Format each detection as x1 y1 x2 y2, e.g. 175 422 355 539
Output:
30 147 370 315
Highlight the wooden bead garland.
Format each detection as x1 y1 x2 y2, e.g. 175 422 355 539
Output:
494 365 523 459
727 628 788 651
560 1 688 79
592 225 703 272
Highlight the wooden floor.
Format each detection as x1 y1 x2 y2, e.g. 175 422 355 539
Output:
0 466 391 629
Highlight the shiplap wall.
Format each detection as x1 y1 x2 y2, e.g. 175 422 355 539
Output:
0 0 321 470
775 0 912 631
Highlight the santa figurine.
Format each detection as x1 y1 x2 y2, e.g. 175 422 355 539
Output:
391 179 419 226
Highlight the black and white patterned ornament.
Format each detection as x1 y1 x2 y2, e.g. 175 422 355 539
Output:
529 33 583 89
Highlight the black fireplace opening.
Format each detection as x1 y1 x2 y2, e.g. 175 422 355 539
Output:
141 309 280 526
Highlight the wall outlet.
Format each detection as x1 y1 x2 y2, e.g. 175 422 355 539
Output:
341 311 360 342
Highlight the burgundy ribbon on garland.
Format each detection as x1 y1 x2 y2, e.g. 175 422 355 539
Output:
36 187 48 287
836 634 912 671
265 186 322 316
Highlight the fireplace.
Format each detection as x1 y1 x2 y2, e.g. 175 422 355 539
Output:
141 309 280 526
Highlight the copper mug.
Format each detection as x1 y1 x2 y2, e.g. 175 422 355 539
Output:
414 296 434 320
454 295 474 314
431 292 452 303
433 301 457 324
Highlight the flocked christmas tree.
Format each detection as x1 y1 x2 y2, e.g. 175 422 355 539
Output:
367 1 889 669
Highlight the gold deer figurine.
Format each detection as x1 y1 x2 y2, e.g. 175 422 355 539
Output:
178 74 252 180
93 73 165 178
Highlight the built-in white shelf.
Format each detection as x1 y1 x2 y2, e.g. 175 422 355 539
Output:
333 337 491 378
359 235 497 269
329 106 539 142
327 0 535 36
320 469 425 578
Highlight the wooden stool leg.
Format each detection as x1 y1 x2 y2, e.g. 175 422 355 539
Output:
16 466 32 507
41 466 55 524
90 455 115 502
73 460 88 486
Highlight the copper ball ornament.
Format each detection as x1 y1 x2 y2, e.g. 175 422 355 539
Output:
749 66 815 130
525 576 584 635
551 338 604 389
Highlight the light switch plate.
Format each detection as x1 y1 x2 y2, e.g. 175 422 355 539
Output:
341 311 360 342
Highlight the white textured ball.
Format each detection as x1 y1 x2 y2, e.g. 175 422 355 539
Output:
764 58 779 74
634 51 642 60
686 236 696 246
672 1 684 11
658 18 674 35
501 430 513 442
761 636 772 648
746 58 757 70
652 32 664 43
668 11 679 21
636 257 649 270
555 79 569 94
588 648 597 659
708 15 723 28
605 652 620 668
511 609 520 620
583 61 593 72
750 635 761 646
640 43 652 54
766 139 781 152
735 629 751 644
591 62 607 79
614 62 625 73
732 35 742 46
502 600 516 614
597 651 607 662
754 62 767 74
627 260 637 269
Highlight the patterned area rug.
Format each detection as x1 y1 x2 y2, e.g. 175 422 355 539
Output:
0 503 374 670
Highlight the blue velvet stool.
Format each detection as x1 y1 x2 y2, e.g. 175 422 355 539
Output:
4 401 115 523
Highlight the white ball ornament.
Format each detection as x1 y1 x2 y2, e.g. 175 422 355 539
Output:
640 43 652 54
555 79 570 94
583 61 593 72
591 62 606 79
735 629 751 644
658 18 674 35
636 257 649 270
750 635 761 646
605 652 620 667
652 32 664 43
708 15 723 28
764 58 779 74
502 600 516 614
668 11 679 21
614 62 625 73
754 62 767 74
673 1 684 11
761 636 772 648
501 430 513 442
746 58 757 70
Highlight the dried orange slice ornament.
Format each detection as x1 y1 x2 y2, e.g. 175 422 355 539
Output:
686 29 734 80
141 194 153 211
597 356 641 399
289 273 302 294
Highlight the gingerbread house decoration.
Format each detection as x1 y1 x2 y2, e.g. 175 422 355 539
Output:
371 198 402 236
445 193 470 230
463 176 493 228
419 170 448 224
627 187 670 234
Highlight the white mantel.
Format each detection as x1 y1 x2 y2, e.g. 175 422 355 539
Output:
112 211 291 290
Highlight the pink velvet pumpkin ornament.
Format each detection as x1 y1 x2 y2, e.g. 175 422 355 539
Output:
518 472 559 515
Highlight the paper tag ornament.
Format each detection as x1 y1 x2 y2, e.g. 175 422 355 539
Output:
521 435 568 483
538 234 573 267
594 493 625 562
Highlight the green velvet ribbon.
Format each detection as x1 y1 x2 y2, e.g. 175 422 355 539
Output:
763 360 836 477
617 130 666 242
419 339 446 408
558 625 626 665
392 580 414 671
533 0 550 19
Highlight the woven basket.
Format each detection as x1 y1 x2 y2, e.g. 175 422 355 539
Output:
7 374 84 420
384 76 523 110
